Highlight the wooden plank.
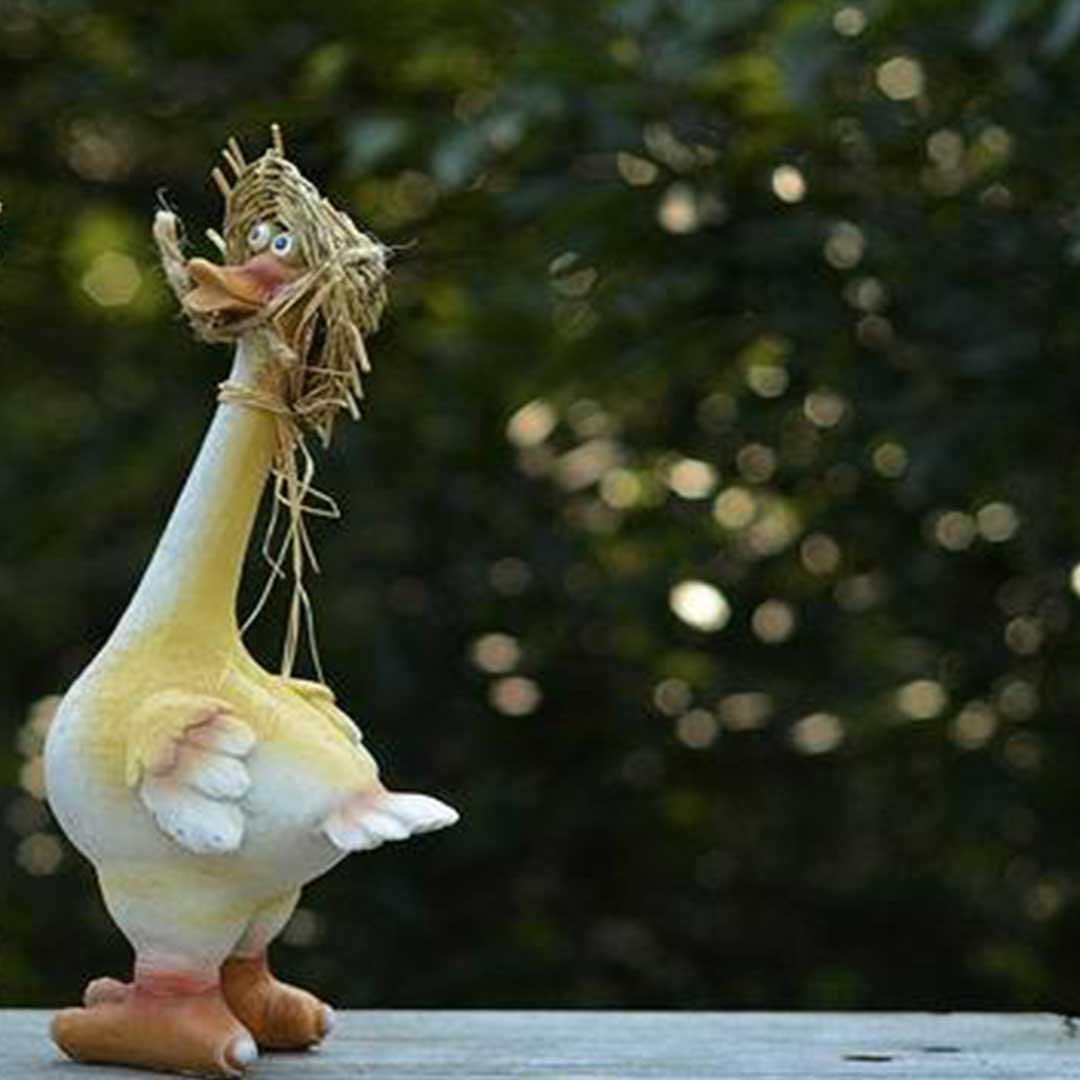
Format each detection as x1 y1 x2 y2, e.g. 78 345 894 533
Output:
1 1010 1077 1078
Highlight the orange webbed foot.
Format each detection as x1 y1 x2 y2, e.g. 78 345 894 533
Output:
221 953 332 1051
53 973 257 1078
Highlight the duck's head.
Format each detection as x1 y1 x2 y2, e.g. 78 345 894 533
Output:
182 222 306 322
155 126 388 438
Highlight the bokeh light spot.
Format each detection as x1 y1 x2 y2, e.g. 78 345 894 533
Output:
669 580 731 632
719 692 774 731
489 557 532 595
1004 732 1042 772
896 679 948 720
489 676 542 716
824 221 865 269
19 759 45 799
746 496 802 557
713 486 757 529
82 251 141 307
791 712 845 754
675 709 719 749
1026 879 1064 922
751 599 797 643
16 832 63 876
551 266 598 298
657 182 699 234
933 510 976 551
600 468 643 509
876 56 925 101
800 533 841 575
746 363 789 398
950 701 998 750
834 572 887 613
977 501 1020 542
556 439 620 491
1005 616 1042 656
872 441 908 478
927 128 964 170
653 678 692 716
470 632 522 674
846 276 887 312
833 6 867 36
735 443 777 484
506 399 557 447
771 164 806 203
997 678 1038 720
617 151 659 186
804 389 848 428
666 457 717 499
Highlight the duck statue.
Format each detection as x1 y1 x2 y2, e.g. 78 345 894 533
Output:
43 127 458 1077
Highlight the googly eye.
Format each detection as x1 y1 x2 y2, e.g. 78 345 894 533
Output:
247 221 273 252
271 232 295 259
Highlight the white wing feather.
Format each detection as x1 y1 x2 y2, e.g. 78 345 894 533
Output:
127 691 256 856
323 791 459 852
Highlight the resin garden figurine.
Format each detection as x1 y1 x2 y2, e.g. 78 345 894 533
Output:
43 127 458 1077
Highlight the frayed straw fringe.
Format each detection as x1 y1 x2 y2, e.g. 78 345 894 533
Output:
153 128 388 679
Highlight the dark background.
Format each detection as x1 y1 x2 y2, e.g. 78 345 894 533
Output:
5 0 1080 1011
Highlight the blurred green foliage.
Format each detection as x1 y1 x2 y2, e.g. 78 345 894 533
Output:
5 0 1080 1010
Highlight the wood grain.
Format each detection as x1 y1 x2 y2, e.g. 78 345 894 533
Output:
3 1010 1075 1078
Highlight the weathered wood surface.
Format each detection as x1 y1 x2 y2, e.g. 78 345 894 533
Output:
3 1010 1078 1078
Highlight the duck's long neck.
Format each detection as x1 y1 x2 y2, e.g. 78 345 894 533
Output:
113 338 278 644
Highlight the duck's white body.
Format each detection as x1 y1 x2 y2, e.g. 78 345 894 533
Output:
45 337 456 974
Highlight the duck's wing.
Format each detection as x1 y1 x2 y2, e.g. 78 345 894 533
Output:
323 790 459 852
125 690 256 855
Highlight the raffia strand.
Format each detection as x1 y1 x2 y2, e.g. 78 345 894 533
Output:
218 378 341 680
154 129 388 678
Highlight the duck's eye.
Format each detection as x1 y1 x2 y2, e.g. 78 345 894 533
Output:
271 232 295 259
247 221 273 252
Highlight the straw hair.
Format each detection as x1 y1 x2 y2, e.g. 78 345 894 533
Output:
153 127 389 677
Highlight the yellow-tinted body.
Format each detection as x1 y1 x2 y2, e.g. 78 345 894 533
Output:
44 337 454 974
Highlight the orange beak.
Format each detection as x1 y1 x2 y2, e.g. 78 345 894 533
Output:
183 253 301 318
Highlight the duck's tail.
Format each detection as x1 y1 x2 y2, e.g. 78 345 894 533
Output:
322 790 459 853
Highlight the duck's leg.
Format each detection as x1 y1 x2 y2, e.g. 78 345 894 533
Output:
53 963 257 1077
52 868 258 1077
222 889 334 1050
